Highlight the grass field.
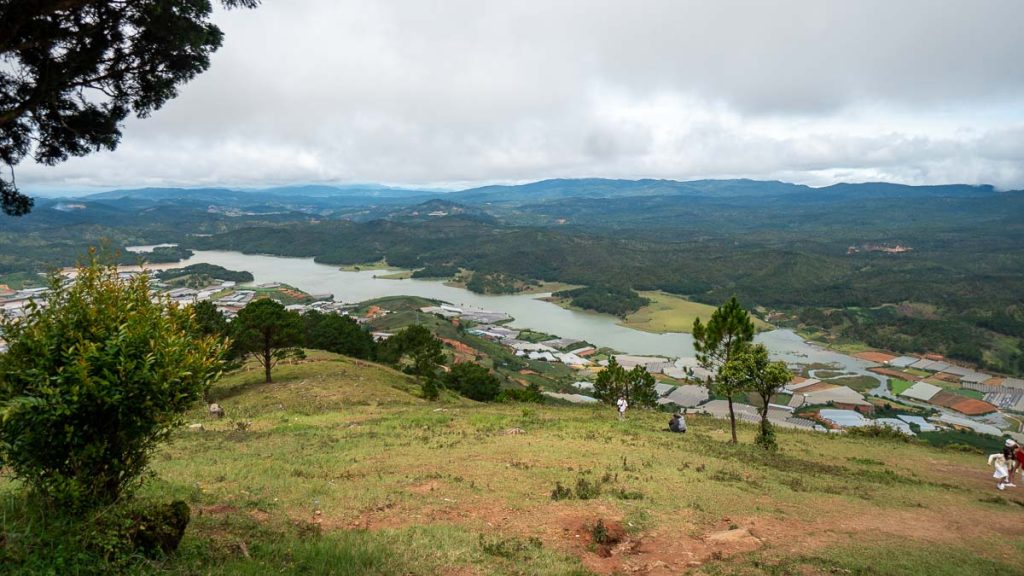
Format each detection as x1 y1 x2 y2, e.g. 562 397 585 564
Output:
821 375 880 393
4 352 1024 575
375 270 414 279
620 291 771 334
338 260 392 272
890 378 914 395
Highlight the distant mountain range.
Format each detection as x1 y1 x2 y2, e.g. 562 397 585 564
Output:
56 178 1010 209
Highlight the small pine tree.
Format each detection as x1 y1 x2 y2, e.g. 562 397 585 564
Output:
230 299 304 383
693 296 755 443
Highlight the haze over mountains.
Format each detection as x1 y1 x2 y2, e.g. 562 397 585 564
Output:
32 177 1014 215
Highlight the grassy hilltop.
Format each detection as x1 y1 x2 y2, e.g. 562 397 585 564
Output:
4 351 1024 575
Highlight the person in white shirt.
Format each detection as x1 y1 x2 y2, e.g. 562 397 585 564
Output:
616 396 628 420
990 453 1012 490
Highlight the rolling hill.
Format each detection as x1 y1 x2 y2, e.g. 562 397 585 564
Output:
4 351 1021 575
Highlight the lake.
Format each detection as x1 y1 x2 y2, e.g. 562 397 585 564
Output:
173 250 884 381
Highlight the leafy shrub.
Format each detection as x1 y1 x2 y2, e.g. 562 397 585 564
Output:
847 424 913 443
0 255 225 508
612 488 645 500
550 481 573 501
590 519 609 544
445 362 501 401
574 477 602 500
479 534 543 559
497 383 545 403
421 377 441 400
942 442 985 454
0 495 191 573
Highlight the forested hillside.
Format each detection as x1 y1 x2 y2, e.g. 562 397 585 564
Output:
5 179 1023 374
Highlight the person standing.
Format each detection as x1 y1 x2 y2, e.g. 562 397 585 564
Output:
1014 442 1024 485
990 453 1011 490
616 396 628 420
1003 439 1019 488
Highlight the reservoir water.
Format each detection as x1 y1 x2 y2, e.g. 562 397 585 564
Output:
172 250 883 381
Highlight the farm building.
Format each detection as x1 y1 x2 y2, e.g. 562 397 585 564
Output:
788 381 872 411
888 356 921 368
818 409 869 428
653 382 675 396
897 415 939 432
541 337 582 350
656 384 709 408
932 414 1002 436
899 381 942 402
542 392 599 404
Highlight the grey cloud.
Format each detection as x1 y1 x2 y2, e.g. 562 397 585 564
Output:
19 0 1024 193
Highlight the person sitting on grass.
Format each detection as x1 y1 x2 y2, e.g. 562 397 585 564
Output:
669 412 687 433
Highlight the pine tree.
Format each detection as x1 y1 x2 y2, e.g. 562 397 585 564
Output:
692 296 755 443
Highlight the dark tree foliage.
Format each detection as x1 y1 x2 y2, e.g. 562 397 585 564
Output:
693 296 755 443
158 264 254 284
378 325 445 398
554 285 650 317
302 310 377 360
444 362 501 402
182 189 1024 377
592 357 658 408
497 382 545 403
720 344 790 450
189 300 228 338
230 299 304 383
0 0 259 215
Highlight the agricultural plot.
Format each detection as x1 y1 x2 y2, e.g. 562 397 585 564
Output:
889 379 914 395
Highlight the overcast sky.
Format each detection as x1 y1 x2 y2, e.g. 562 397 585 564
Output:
21 0 1024 194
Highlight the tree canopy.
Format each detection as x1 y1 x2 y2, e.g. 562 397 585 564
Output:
0 0 259 216
231 299 304 383
445 362 501 402
0 255 224 507
593 356 658 408
693 296 755 443
379 325 446 399
302 310 377 360
720 343 791 450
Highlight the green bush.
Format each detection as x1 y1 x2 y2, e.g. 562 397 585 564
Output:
445 362 501 401
574 477 602 500
846 424 913 443
497 383 545 403
0 495 191 573
550 481 572 501
0 255 225 508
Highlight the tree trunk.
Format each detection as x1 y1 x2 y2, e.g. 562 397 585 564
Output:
263 348 272 383
760 401 770 441
727 396 738 443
